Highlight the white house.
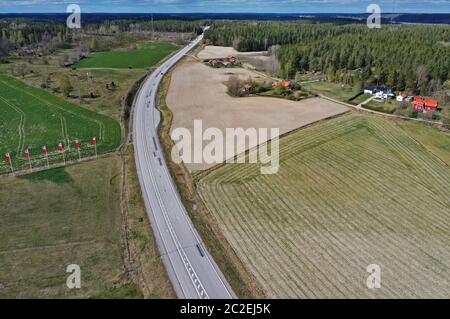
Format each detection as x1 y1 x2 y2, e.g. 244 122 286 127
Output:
364 87 376 95
396 93 408 102
375 91 384 99
384 92 395 99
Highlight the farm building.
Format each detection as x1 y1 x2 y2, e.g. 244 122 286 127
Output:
272 80 292 88
210 59 224 67
224 55 237 63
365 86 394 99
364 86 377 95
242 83 253 92
413 97 439 112
396 92 408 102
206 56 239 68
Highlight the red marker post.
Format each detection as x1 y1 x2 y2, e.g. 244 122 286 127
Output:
5 153 13 173
25 149 32 170
75 140 81 161
58 143 66 165
92 137 97 158
43 146 49 168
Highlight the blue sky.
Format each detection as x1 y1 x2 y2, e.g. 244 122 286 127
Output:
0 0 449 13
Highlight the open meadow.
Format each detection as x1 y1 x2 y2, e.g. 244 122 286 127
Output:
303 81 359 102
73 42 179 69
198 113 450 298
0 153 174 298
0 157 139 298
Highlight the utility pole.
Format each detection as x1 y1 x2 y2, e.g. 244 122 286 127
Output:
151 13 154 40
391 0 397 24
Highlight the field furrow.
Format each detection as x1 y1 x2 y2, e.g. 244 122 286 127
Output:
198 113 450 298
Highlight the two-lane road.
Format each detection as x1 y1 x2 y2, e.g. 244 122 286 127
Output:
133 32 235 299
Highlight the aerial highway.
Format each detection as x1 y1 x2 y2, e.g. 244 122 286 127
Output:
132 30 236 299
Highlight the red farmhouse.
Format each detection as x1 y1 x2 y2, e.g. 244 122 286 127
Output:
413 97 439 112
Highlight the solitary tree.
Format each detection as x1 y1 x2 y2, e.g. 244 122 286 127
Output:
60 76 73 97
227 75 242 97
90 38 99 51
415 65 429 95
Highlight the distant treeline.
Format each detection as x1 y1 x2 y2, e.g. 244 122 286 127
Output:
1 13 449 24
0 18 204 45
205 21 450 95
0 18 204 60
87 19 204 34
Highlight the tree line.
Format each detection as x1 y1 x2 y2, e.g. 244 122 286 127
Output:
0 18 205 61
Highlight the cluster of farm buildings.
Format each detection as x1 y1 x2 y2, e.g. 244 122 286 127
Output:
364 86 439 112
205 55 239 68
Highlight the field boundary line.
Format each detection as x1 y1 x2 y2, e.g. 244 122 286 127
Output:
0 95 26 153
193 109 352 181
0 239 99 255
0 151 117 178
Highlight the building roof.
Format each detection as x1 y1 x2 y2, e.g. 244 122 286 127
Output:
414 96 426 103
425 99 438 107
272 80 291 88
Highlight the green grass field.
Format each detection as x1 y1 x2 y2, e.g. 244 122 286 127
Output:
303 81 360 102
0 157 142 298
0 74 121 173
73 42 179 69
198 113 450 298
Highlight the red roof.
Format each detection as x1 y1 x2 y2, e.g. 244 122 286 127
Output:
272 80 291 88
414 96 425 103
425 99 438 108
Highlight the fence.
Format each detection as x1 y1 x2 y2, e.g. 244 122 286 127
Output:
0 141 98 175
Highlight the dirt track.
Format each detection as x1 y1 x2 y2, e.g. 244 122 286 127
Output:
166 57 349 171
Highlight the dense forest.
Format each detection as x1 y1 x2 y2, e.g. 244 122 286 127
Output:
205 21 450 95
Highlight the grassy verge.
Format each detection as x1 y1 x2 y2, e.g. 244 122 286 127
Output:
349 93 370 105
157 70 266 299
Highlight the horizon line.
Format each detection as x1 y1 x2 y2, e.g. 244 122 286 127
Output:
1 12 449 15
